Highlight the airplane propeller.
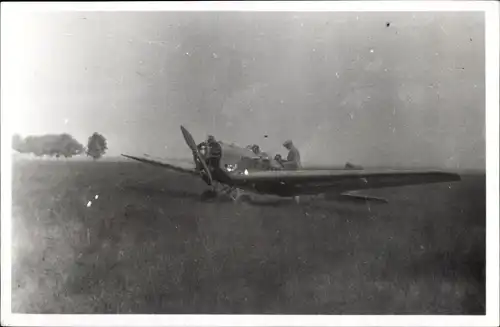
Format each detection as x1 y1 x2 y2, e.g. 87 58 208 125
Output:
180 125 214 186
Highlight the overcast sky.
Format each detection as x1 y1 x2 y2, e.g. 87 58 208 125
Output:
8 11 485 169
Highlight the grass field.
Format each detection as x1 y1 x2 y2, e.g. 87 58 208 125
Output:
11 159 486 314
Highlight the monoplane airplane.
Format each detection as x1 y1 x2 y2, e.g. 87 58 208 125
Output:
121 125 461 203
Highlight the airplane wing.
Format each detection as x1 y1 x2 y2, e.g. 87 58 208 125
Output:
230 169 461 196
121 154 199 176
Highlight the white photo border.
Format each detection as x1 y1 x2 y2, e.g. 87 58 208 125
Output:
1 1 498 326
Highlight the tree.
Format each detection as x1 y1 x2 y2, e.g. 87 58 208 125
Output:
86 132 108 160
12 133 84 158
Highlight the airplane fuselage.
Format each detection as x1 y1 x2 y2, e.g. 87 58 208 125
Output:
199 141 281 173
198 141 349 197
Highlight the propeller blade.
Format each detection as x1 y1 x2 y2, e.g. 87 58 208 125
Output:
180 125 198 153
179 125 213 186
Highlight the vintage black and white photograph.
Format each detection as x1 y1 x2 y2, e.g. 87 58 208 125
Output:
2 1 499 326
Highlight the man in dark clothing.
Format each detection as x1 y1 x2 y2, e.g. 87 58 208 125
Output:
206 135 222 169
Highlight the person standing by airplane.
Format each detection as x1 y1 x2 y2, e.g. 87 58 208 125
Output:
282 139 302 170
206 135 222 169
283 139 302 202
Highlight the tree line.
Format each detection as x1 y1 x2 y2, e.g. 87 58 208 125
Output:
12 132 108 160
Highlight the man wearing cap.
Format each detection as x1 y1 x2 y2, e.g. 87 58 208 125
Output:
282 139 302 170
